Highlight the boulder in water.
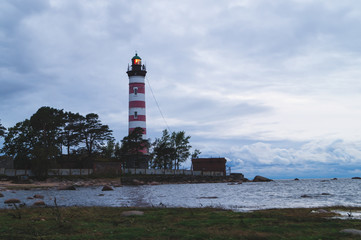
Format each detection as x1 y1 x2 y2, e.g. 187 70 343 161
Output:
352 177 361 180
253 175 273 182
101 185 113 191
58 185 76 190
33 194 44 199
4 198 20 204
33 201 46 206
198 196 218 199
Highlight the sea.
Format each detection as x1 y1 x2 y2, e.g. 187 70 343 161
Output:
1 178 361 211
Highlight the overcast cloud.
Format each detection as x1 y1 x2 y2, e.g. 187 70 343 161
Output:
1 0 361 179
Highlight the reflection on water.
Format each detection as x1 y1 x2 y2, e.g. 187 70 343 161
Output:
1 179 361 211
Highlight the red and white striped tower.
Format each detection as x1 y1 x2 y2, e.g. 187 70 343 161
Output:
127 53 147 151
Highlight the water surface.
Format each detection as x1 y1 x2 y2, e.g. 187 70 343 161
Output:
1 178 361 211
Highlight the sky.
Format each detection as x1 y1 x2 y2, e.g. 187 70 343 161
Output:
1 0 361 179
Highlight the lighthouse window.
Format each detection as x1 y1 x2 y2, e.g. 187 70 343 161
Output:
134 111 138 119
134 59 141 65
133 87 138 95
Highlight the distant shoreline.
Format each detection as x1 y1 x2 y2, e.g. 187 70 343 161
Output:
1 175 356 190
0 174 252 190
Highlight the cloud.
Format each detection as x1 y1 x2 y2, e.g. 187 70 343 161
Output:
1 0 361 178
222 139 361 179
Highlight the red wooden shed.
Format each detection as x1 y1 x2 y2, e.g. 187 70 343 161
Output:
192 158 227 175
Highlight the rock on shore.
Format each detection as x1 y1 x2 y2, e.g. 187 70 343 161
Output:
58 185 76 190
33 200 46 206
4 198 20 204
33 194 44 199
252 175 273 182
101 185 113 191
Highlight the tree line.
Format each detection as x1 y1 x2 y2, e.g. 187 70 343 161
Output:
0 106 200 178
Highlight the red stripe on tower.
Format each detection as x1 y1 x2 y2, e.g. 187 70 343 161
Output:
129 101 146 108
129 83 145 94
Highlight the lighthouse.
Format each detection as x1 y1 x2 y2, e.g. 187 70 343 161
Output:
127 53 147 148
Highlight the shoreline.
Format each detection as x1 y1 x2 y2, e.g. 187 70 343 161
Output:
0 178 123 190
0 174 248 190
0 175 354 190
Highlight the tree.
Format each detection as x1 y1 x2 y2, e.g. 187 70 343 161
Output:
101 140 117 159
30 107 65 148
2 119 34 169
114 142 122 160
120 127 150 167
151 129 174 169
99 140 123 161
80 113 113 157
0 120 6 137
151 129 194 170
2 107 66 176
191 149 201 159
1 107 116 175
62 112 84 157
120 128 149 155
171 131 191 169
29 107 65 178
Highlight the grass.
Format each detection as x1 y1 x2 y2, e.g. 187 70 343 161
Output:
0 206 361 239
